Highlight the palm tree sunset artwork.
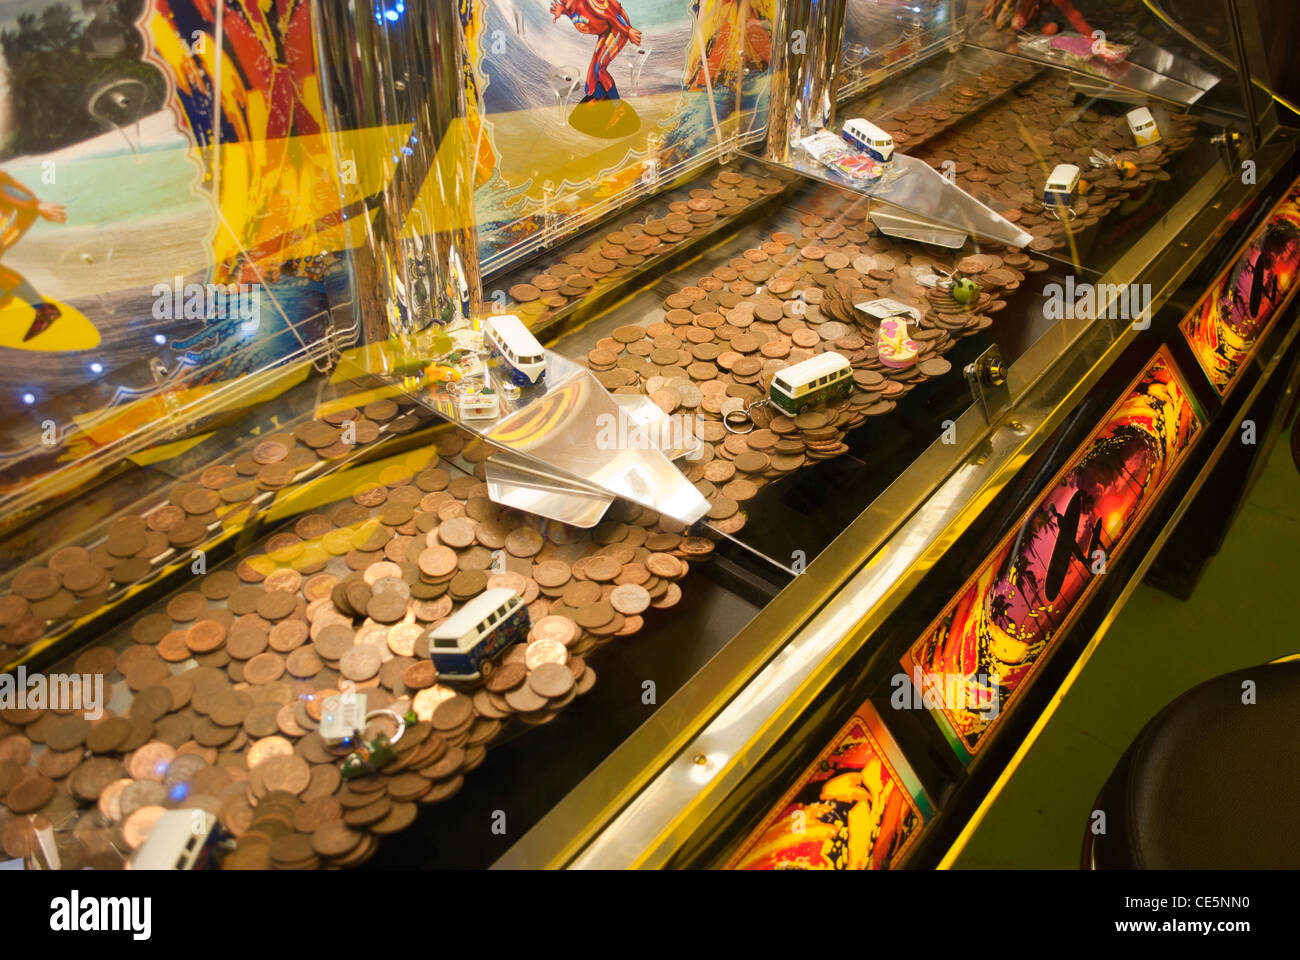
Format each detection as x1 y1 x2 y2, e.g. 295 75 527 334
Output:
902 347 1203 761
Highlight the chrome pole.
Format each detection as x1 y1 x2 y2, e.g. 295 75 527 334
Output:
764 0 849 163
312 0 480 352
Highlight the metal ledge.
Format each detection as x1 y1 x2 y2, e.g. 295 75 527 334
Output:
938 297 1300 868
494 133 1295 869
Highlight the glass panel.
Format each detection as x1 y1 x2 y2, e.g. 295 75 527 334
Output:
959 0 1242 113
0 0 359 517
463 0 778 273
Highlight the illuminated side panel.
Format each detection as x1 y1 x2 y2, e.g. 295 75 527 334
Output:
1180 174 1300 396
726 701 933 870
902 347 1205 763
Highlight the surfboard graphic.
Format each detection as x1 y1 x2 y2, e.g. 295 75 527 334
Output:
0 297 101 352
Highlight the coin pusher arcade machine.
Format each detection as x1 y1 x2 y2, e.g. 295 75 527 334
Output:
0 0 1294 871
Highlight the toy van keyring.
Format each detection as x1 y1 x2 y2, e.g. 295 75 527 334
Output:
910 269 979 303
1126 106 1161 146
842 118 895 163
767 352 853 416
483 314 546 386
1090 151 1138 180
325 702 405 754
723 352 854 431
951 276 981 304
430 588 530 681
336 708 409 780
1043 162 1081 221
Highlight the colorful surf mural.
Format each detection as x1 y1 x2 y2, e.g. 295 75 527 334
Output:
461 0 775 271
0 0 358 500
1180 174 1300 396
727 702 932 870
902 347 1204 762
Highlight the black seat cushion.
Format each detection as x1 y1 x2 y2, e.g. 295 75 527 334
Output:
1091 660 1300 868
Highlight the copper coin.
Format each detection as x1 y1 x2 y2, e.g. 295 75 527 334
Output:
484 661 527 693
129 741 176 781
436 518 475 549
430 695 473 732
44 715 91 751
12 568 59 601
503 683 548 713
402 660 438 690
340 644 382 682
524 638 568 670
247 735 294 768
121 805 166 849
527 662 574 699
244 652 287 685
256 590 297 621
387 623 423 657
86 717 131 754
531 617 579 651
368 592 407 624
0 594 30 626
532 561 571 588
505 528 544 558
199 465 239 489
285 647 324 678
609 584 651 616
312 820 364 858
418 546 457 578
186 619 227 653
645 553 683 578
165 591 208 622
4 773 53 813
180 488 220 515
257 754 311 795
269 619 309 652
47 546 90 575
314 623 354 660
254 440 289 464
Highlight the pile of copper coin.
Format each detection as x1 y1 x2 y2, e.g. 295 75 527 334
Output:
912 72 1199 253
581 193 1042 530
877 60 1042 153
0 399 424 665
0 426 714 869
0 57 1209 869
505 168 795 329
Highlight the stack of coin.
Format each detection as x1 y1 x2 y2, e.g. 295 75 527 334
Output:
499 168 797 329
867 59 1041 155
912 72 1199 253
579 201 1034 529
223 790 321 869
0 425 716 869
0 399 420 665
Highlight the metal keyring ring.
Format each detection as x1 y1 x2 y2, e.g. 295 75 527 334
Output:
365 708 407 746
723 409 754 435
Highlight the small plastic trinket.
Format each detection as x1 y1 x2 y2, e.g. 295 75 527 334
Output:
951 277 981 304
877 318 919 369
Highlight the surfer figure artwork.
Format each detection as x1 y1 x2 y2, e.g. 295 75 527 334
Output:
0 171 67 341
550 0 643 138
